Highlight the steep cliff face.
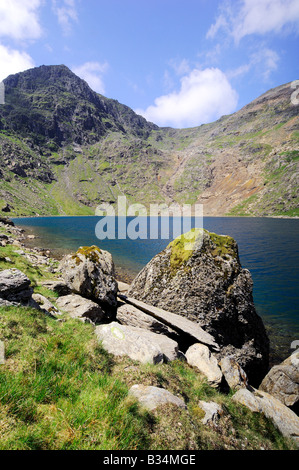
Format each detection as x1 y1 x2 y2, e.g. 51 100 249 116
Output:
0 65 298 217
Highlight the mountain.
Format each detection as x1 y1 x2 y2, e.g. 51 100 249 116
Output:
0 65 298 217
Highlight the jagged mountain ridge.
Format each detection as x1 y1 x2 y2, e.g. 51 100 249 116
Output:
0 65 298 216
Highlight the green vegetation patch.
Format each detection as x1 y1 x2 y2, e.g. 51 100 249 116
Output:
0 304 295 450
72 246 102 265
168 228 204 272
0 307 149 450
209 232 238 259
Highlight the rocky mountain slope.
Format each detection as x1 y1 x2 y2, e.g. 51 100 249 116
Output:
0 65 298 217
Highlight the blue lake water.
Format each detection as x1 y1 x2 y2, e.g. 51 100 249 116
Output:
13 216 299 363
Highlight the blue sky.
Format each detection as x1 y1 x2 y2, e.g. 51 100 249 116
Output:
0 0 298 128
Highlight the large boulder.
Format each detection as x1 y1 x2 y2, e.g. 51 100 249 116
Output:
59 246 118 315
128 229 269 385
0 269 33 304
259 351 299 414
232 388 299 446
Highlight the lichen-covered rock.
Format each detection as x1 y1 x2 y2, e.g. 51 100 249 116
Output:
259 352 299 413
0 268 33 304
59 246 118 313
129 385 187 411
128 229 269 385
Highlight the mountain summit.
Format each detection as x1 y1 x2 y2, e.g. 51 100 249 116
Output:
0 65 298 217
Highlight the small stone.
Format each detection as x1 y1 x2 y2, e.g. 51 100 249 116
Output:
129 385 187 411
220 356 248 390
185 343 223 387
197 401 223 425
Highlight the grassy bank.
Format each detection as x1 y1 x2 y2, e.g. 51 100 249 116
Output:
0 307 296 450
0 237 297 450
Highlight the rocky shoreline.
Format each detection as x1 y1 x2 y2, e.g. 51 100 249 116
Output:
0 215 298 447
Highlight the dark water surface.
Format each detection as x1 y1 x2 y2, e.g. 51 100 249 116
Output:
13 216 299 363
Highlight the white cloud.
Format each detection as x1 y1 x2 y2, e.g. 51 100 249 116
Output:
52 0 78 35
208 0 299 42
227 47 279 81
0 0 43 41
168 58 191 77
135 68 238 128
251 48 280 80
0 44 35 81
72 61 109 94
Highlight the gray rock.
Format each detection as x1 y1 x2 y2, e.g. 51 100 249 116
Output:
259 352 299 412
117 281 131 293
129 385 187 411
32 293 62 317
119 296 219 351
95 322 164 364
197 401 223 425
129 327 179 362
59 246 118 310
41 280 71 296
185 343 223 388
56 294 106 323
117 302 177 338
233 388 299 445
128 229 269 385
0 269 33 304
220 356 248 390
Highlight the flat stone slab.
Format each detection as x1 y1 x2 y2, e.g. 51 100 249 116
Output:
95 322 164 364
119 296 219 351
129 385 187 411
117 302 177 337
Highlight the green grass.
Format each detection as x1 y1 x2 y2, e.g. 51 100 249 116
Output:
0 306 149 450
0 304 296 450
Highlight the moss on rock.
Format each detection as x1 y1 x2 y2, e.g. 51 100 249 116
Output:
168 228 203 272
72 245 102 265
